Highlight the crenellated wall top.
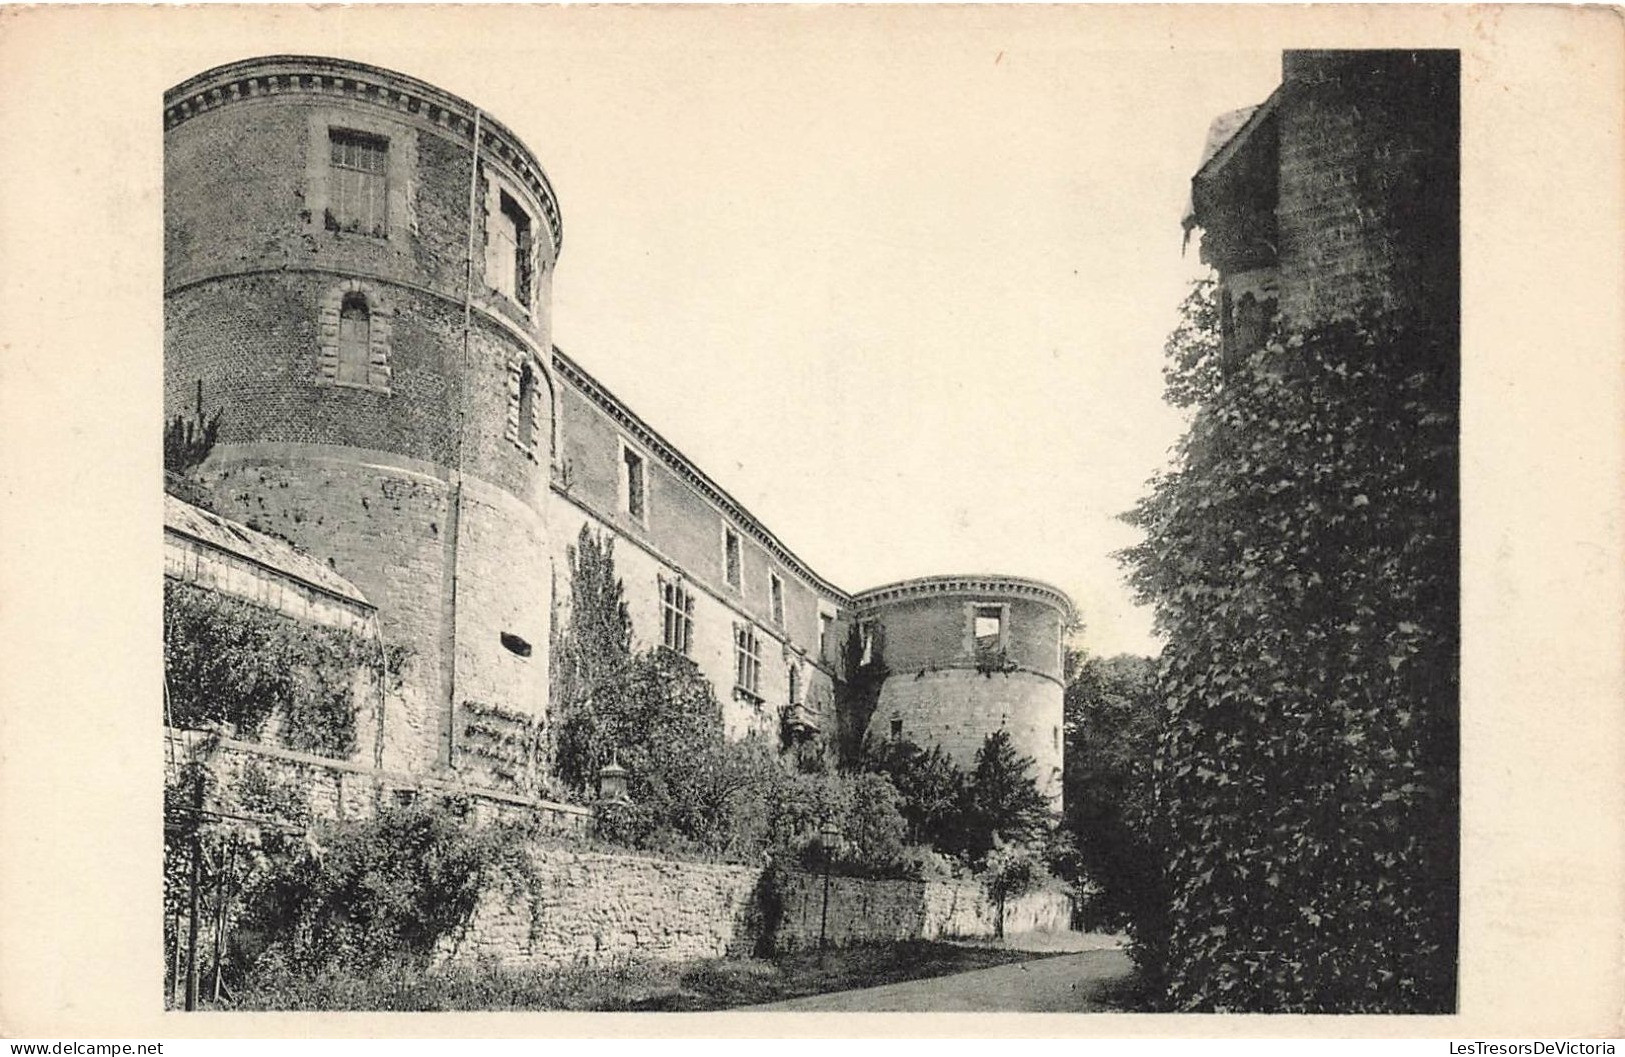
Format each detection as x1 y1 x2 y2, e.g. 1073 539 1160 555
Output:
164 55 563 257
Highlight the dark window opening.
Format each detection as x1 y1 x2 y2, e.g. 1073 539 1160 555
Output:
624 446 646 521
517 364 537 451
890 718 903 739
770 574 785 625
337 292 371 384
724 528 741 589
660 579 694 656
501 631 532 657
493 190 533 306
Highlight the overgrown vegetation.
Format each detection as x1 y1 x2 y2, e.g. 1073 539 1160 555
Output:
1061 653 1166 941
165 406 222 475
1119 279 1458 1012
164 580 400 758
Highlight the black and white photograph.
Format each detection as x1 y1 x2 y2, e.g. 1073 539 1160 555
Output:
1 2 1622 1041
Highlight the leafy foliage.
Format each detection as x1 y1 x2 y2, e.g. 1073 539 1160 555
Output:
164 580 382 758
834 623 888 766
1120 281 1458 1012
165 407 223 475
236 796 530 974
550 525 635 795
1061 653 1168 941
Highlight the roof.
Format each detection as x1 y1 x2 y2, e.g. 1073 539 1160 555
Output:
164 492 372 608
1182 93 1280 239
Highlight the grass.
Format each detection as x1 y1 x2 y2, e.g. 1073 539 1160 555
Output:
223 940 1043 1012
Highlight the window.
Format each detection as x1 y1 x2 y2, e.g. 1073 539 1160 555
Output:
317 280 392 391
517 364 538 451
859 619 878 666
489 189 533 307
769 573 785 626
622 444 646 523
788 665 801 706
973 605 1004 657
328 129 388 236
723 528 741 589
890 718 903 739
734 623 762 699
336 292 371 384
818 612 834 662
660 578 694 657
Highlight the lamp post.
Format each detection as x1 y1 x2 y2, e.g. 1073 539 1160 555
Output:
597 753 631 805
817 817 841 962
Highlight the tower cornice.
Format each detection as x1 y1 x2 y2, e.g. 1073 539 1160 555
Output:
851 574 1076 623
164 55 563 258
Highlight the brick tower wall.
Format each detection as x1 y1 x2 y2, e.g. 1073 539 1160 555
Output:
164 58 562 777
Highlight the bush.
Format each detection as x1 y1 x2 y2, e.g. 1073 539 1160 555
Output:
164 580 378 758
235 796 529 976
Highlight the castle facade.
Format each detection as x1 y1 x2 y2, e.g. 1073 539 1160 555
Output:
163 55 1072 806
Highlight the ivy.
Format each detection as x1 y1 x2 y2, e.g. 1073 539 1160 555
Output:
164 579 393 759
1120 281 1457 1012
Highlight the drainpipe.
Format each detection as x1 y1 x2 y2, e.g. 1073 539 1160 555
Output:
444 105 484 769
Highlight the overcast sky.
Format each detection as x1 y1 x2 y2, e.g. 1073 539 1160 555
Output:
171 13 1284 658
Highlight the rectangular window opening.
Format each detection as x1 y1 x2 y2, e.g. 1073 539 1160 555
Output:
660 579 694 657
724 528 741 589
973 605 1003 654
734 623 762 698
328 129 388 237
622 445 646 522
818 612 834 663
770 573 785 626
492 190 533 306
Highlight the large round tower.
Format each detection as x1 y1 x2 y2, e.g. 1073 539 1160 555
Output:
853 576 1074 809
164 57 562 777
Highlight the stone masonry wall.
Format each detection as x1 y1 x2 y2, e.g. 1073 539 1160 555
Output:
442 854 1073 970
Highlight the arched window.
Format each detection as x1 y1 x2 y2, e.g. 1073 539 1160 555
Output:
517 363 537 451
337 293 370 384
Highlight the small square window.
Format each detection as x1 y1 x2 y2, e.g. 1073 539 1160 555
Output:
723 528 741 589
890 718 903 739
769 573 785 626
973 605 1004 660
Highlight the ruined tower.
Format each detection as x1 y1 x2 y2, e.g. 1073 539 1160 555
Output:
854 576 1073 808
164 56 562 773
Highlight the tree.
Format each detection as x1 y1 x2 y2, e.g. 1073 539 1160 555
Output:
859 736 968 850
165 407 223 476
959 729 1052 866
550 526 634 795
1061 653 1167 939
1120 279 1458 1012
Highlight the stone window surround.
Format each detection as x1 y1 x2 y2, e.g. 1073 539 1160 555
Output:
503 352 549 462
617 434 650 529
483 165 543 318
733 621 763 702
657 574 695 657
769 571 785 627
316 279 393 392
965 602 1011 658
304 108 417 245
722 525 743 593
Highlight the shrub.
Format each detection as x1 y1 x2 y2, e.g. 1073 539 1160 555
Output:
163 580 379 758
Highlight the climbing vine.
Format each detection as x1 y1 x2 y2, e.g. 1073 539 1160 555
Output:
164 579 405 758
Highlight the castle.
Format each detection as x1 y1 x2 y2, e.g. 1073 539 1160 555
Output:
163 55 1073 807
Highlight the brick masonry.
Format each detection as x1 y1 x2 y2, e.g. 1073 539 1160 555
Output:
165 55 1074 807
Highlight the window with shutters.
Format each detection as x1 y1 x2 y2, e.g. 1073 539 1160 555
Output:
327 129 389 237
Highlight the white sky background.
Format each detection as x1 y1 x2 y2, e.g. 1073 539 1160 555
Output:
282 17 1282 660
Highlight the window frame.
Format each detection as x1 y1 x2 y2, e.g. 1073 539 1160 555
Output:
618 437 649 527
658 576 695 658
769 572 785 626
722 526 742 591
325 127 390 238
733 622 763 701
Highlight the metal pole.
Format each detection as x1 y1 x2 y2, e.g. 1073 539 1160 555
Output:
210 844 234 1003
819 844 832 959
184 768 203 1011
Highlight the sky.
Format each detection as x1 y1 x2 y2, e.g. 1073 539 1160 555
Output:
151 11 1284 659
356 17 1286 660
